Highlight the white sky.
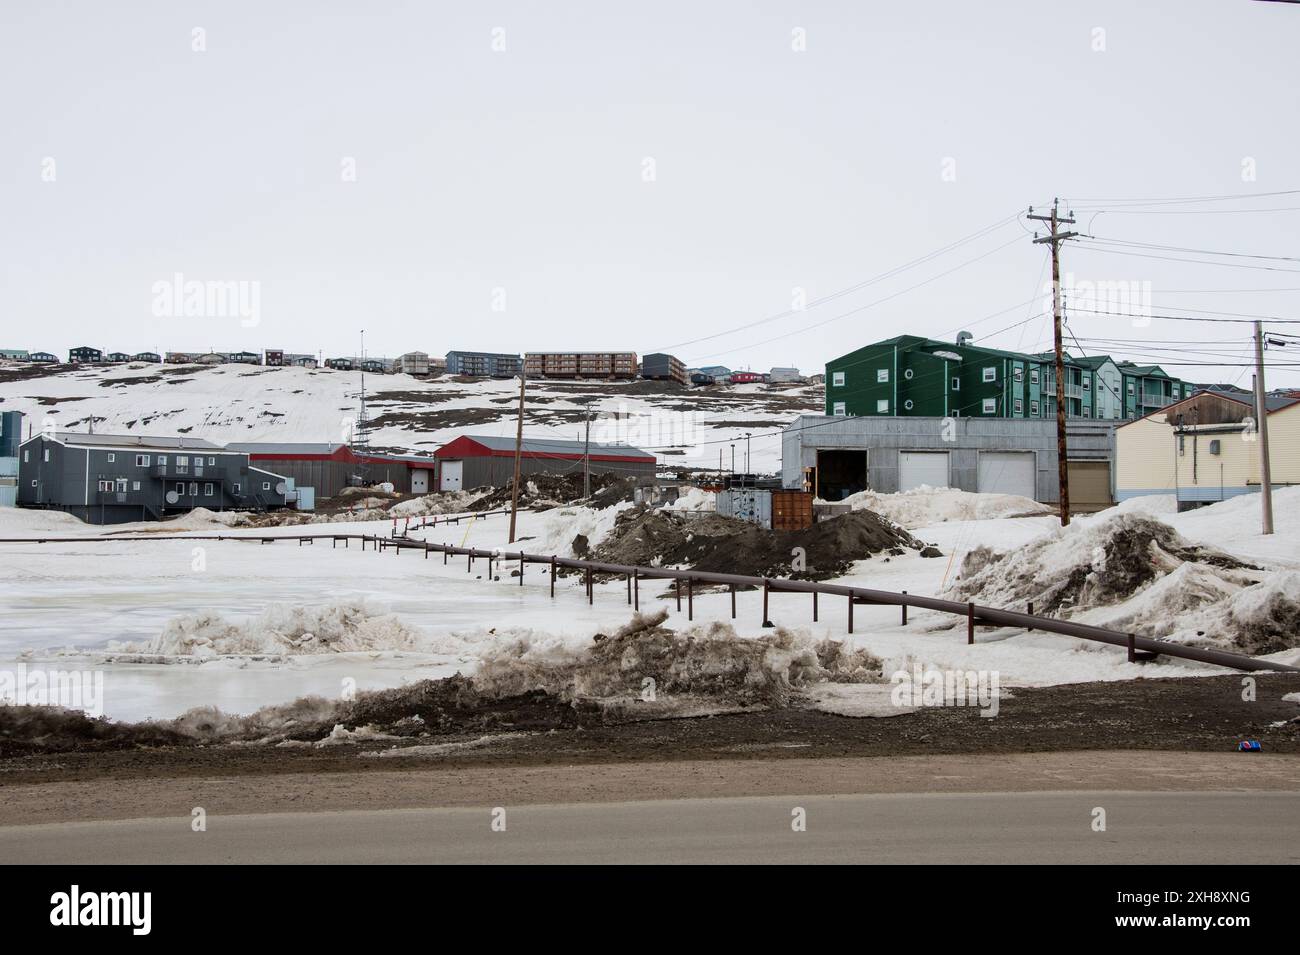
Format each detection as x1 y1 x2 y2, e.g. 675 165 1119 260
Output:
3 0 1299 387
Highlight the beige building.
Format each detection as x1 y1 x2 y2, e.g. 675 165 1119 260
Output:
1115 390 1300 509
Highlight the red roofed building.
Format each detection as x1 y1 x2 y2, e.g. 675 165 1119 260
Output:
433 434 656 491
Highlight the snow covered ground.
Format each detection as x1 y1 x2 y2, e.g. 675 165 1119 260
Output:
5 485 1297 723
0 361 819 473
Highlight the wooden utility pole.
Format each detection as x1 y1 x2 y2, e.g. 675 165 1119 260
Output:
1030 199 1078 526
1253 321 1274 535
508 374 525 543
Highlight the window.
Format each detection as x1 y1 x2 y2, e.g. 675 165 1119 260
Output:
982 398 996 414
132 481 141 491
189 482 198 496
208 457 216 466
1014 399 1023 414
1030 401 1039 416
157 455 166 465
116 478 127 492
1083 407 1092 417
832 402 846 416
98 480 113 492
31 479 37 487
262 481 271 491
203 483 214 496
175 482 184 494
1030 369 1039 385
44 449 50 463
177 456 188 466
832 371 845 387
876 399 889 414
23 449 28 463
982 367 996 382
904 399 914 410
877 368 889 383
106 453 115 463
903 368 914 380
232 483 241 495
1083 378 1091 391
1013 367 1023 383
135 454 150 467
951 377 960 391
1127 383 1135 395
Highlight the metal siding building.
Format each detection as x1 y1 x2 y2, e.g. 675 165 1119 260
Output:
445 351 522 377
782 414 1117 507
434 434 656 491
641 352 687 384
225 442 434 497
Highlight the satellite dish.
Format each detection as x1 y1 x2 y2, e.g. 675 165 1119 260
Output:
165 490 179 504
275 482 287 495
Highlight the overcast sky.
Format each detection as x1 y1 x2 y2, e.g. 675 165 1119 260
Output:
3 0 1298 387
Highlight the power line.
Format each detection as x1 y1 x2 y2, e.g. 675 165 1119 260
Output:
1078 235 1300 264
1071 244 1300 274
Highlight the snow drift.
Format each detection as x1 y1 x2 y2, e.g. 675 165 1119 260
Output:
833 485 1052 529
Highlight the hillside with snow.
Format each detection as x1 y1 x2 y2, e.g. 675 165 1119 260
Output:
0 362 822 473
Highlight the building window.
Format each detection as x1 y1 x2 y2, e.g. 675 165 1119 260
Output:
983 367 996 382
98 480 113 492
189 482 198 496
233 483 241 494
31 479 37 487
204 483 214 496
904 399 914 410
1083 407 1092 417
262 481 271 491
116 478 127 492
44 449 50 463
832 371 845 387
1083 378 1091 391
1030 400 1039 416
208 457 216 466
135 454 150 467
23 449 28 463
157 455 166 465
877 368 889 383
1014 399 1023 414
832 402 846 416
982 398 996 414
106 453 115 463
1013 367 1023 383
951 377 960 391
1031 369 1039 385
132 481 141 491
1127 383 1135 395
876 399 890 414
175 482 184 494
903 368 914 380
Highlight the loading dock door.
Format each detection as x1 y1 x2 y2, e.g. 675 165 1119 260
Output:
977 451 1036 499
814 449 867 501
439 460 463 492
1068 460 1113 512
411 468 429 494
898 451 950 491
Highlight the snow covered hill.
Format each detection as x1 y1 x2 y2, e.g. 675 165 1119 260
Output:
0 362 822 473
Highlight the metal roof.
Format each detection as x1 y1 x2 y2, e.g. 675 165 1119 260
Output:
448 434 654 459
226 441 344 455
50 432 225 450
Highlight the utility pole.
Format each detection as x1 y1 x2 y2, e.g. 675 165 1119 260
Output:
1030 199 1078 526
582 408 592 499
1253 321 1274 535
508 373 525 543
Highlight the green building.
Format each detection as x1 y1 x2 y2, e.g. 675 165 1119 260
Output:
825 335 1194 421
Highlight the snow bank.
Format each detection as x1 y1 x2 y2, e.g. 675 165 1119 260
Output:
127 600 430 657
525 501 634 557
389 490 486 517
664 487 716 512
834 485 1051 528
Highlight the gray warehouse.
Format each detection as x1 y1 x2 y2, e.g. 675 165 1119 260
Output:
18 432 292 524
434 434 656 491
782 415 1116 509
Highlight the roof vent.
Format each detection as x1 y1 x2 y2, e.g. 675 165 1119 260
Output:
956 331 973 347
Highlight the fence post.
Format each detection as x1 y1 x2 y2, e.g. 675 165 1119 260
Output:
813 589 818 623
967 602 975 645
1027 602 1033 632
730 583 736 619
550 556 556 597
626 573 631 605
848 593 854 634
586 567 593 605
687 578 693 621
762 579 770 626
901 591 908 626
1127 633 1136 663
675 578 681 612
634 570 639 611
519 554 524 585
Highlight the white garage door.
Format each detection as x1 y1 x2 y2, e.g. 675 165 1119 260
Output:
439 460 463 491
411 468 429 494
978 452 1036 499
898 451 950 491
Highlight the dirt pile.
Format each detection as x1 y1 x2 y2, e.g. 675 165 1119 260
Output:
0 612 884 754
948 513 1256 616
591 506 927 579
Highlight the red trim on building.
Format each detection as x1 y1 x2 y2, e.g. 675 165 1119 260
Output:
433 434 654 464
